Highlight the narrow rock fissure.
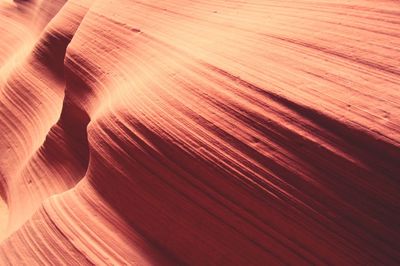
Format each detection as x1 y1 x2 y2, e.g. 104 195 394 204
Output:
1 2 94 242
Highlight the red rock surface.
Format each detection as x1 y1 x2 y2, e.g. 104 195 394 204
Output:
0 0 399 264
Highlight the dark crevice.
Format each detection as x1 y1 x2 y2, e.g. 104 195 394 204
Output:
0 0 94 243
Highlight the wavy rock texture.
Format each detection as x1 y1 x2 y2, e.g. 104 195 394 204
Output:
0 0 399 265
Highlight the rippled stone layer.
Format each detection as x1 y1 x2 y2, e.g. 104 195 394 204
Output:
0 0 399 264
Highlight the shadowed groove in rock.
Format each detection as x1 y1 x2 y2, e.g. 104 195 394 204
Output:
0 0 399 264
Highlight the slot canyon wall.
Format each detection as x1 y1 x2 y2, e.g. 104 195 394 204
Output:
0 0 399 264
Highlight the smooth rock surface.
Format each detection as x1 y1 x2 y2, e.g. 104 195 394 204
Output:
0 0 399 264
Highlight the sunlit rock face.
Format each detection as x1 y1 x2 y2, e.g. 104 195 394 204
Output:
0 0 399 264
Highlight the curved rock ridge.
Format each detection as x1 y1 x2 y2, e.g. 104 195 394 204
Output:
0 0 399 264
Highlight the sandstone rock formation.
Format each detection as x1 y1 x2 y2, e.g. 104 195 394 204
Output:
0 0 399 264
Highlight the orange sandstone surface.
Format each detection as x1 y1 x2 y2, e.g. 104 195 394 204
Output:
0 0 399 264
